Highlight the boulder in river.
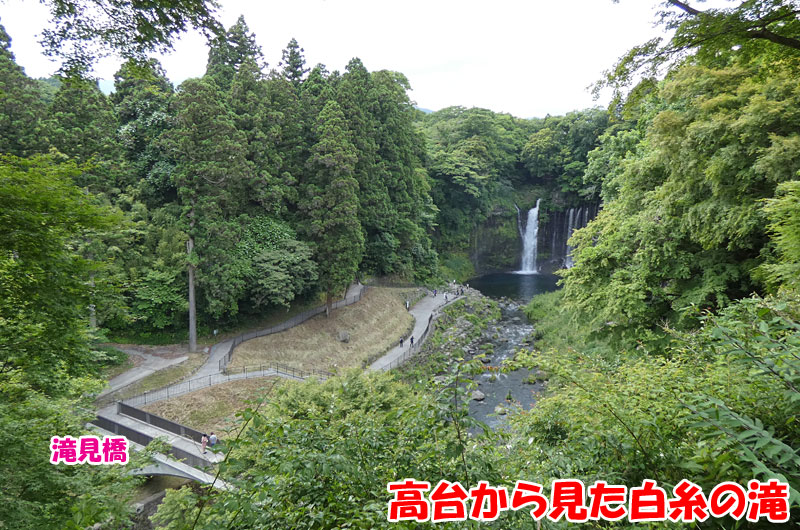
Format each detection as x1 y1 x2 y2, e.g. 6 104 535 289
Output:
472 390 485 401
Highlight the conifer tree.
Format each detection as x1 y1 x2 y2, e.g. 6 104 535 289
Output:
229 58 287 215
303 100 364 313
279 38 309 90
50 73 126 192
171 77 249 350
206 15 263 91
111 58 176 205
0 24 50 156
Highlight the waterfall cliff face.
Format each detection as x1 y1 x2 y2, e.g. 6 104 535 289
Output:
519 199 541 274
541 202 600 272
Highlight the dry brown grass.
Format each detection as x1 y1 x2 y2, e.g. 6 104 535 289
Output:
229 287 416 372
141 377 281 435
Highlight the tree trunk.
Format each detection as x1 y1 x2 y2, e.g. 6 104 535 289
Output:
326 290 332 318
187 205 197 352
88 270 97 329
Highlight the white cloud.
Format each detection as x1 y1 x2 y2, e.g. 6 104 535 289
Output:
1 0 672 117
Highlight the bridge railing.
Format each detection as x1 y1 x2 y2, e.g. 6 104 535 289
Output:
90 415 210 470
117 402 205 444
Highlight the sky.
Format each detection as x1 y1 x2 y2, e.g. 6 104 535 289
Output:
1 0 676 118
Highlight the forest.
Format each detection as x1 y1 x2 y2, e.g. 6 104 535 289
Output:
1 0 799 528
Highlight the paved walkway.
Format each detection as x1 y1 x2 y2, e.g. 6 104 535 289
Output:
99 349 188 398
98 403 225 464
370 291 462 371
96 281 464 483
90 423 232 490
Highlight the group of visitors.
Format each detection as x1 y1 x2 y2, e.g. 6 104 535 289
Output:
200 432 218 454
398 281 470 352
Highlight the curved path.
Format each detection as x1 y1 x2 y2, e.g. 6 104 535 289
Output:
98 349 188 398
370 292 461 371
95 283 465 479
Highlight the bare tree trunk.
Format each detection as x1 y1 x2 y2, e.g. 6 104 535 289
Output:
187 205 197 353
88 271 97 329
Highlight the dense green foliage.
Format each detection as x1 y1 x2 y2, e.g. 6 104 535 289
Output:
153 370 503 529
564 53 800 344
4 1 800 527
1 18 441 341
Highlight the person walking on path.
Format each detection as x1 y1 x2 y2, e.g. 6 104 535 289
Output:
201 433 209 454
209 433 217 447
400 337 404 348
410 336 414 346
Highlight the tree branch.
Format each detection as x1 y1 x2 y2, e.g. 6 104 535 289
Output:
747 28 800 51
667 0 702 17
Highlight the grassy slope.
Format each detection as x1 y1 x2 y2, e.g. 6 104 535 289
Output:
230 287 416 372
141 377 281 435
98 353 207 404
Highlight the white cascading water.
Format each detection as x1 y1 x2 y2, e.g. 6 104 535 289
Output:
519 199 541 274
565 207 577 268
514 204 524 239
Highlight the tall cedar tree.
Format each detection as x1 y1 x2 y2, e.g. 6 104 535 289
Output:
111 58 177 206
206 15 263 91
229 57 287 216
280 38 310 90
304 100 364 313
171 77 248 350
336 59 394 272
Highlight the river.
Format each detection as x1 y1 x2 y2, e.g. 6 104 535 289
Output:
466 272 560 429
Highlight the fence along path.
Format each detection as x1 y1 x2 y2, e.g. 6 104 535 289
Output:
100 285 364 405
96 283 464 485
216 284 367 372
121 362 330 407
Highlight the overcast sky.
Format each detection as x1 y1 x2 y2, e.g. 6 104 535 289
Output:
1 0 677 118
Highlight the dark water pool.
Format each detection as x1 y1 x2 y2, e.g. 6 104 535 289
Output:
467 272 560 302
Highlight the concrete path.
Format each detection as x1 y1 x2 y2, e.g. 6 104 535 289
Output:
90 424 233 490
370 291 463 371
99 349 188 398
194 339 234 379
94 281 465 485
98 403 225 464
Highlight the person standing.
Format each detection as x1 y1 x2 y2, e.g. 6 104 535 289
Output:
201 433 209 454
400 337 404 348
209 432 218 447
410 336 414 346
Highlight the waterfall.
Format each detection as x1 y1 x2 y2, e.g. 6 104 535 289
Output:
519 199 541 274
565 207 578 268
514 204 524 239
